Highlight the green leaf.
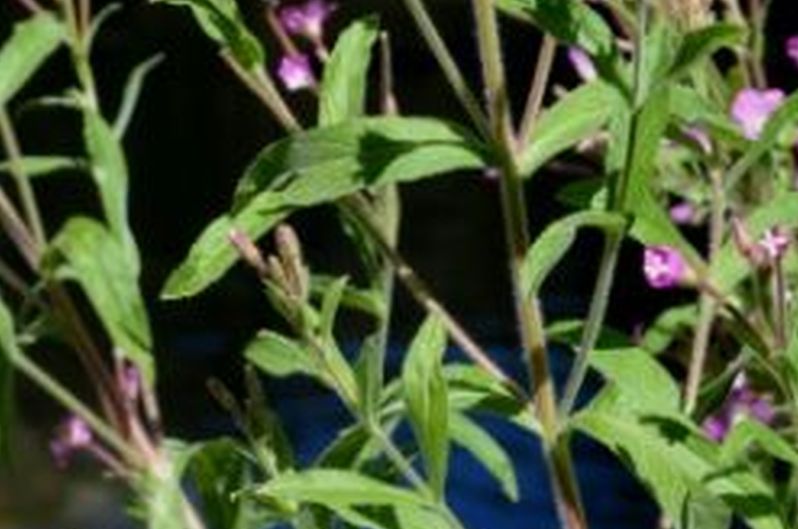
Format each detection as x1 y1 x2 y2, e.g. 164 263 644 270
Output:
83 110 140 273
245 330 321 379
252 469 429 508
677 489 732 529
188 439 267 529
163 117 487 300
114 54 165 138
641 304 696 354
449 412 519 501
668 24 746 80
152 0 263 70
721 418 798 466
726 90 798 191
319 16 379 126
46 217 153 383
573 411 787 529
547 319 630 349
589 347 681 413
521 210 626 298
519 81 622 178
310 275 385 319
402 316 450 499
0 156 85 178
623 87 707 273
496 0 614 56
319 276 348 339
0 296 19 462
0 13 64 106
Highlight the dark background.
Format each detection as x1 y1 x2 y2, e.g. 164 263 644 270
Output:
0 0 796 527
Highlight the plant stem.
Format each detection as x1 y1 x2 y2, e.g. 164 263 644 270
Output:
13 353 139 464
0 108 47 249
518 34 556 147
469 1 586 528
341 194 525 399
559 231 623 416
221 53 301 133
684 168 725 414
400 0 490 138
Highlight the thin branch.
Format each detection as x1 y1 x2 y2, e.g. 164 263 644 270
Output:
518 35 557 147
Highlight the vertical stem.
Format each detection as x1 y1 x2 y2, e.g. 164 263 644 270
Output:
684 168 724 414
469 1 586 528
0 107 46 247
400 0 490 138
559 231 623 416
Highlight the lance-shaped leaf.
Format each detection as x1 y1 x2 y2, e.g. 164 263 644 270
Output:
667 23 746 80
251 469 429 508
319 16 379 126
589 347 681 413
519 81 622 178
114 54 165 138
0 156 85 179
83 110 140 273
245 330 322 380
162 117 487 300
152 0 263 70
0 13 64 106
573 410 787 529
402 315 450 499
449 412 519 501
46 217 153 383
496 0 614 56
521 210 626 298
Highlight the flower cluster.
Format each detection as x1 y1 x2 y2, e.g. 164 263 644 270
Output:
274 0 336 92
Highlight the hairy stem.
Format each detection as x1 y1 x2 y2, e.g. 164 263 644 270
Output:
684 168 724 414
469 0 586 527
400 0 490 138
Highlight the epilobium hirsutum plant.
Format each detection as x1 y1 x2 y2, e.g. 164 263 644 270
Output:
2 0 798 527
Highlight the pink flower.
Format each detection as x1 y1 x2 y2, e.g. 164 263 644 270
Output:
50 416 93 468
279 0 336 42
758 226 790 260
702 373 775 441
643 245 687 289
730 88 785 140
669 202 695 225
786 36 798 69
567 47 597 81
277 54 316 92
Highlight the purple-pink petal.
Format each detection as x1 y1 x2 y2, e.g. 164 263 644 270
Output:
731 88 785 140
669 202 695 225
50 416 93 468
277 54 316 92
567 47 597 81
279 0 335 41
643 245 686 289
758 227 790 261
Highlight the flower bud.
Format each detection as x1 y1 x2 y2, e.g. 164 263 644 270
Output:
229 228 268 277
